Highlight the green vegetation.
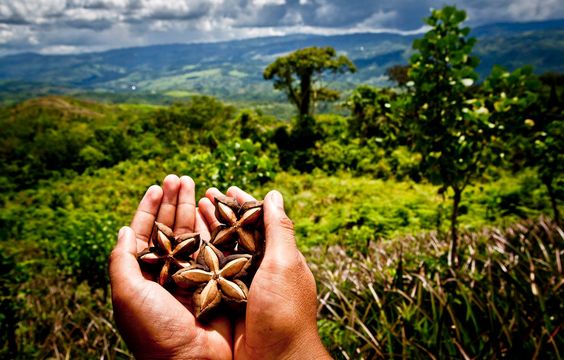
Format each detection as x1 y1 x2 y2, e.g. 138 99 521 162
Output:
263 46 356 120
315 218 563 358
1 5 562 359
408 6 487 265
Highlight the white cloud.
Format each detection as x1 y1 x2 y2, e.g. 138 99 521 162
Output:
313 2 339 23
132 0 211 21
357 10 398 28
0 23 35 46
252 0 285 7
0 25 18 45
63 8 121 29
280 9 303 25
40 44 84 54
0 0 562 56
464 0 564 24
507 0 562 21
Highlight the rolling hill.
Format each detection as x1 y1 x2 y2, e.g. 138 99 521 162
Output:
0 19 563 102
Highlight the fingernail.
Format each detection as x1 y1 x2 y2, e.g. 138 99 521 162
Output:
118 226 128 241
271 190 283 208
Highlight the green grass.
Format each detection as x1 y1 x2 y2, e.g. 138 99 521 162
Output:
1 159 552 258
163 90 200 98
138 69 223 91
254 170 551 251
314 218 564 359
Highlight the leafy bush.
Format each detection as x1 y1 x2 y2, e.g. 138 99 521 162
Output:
0 246 38 358
165 138 279 194
313 218 564 359
149 96 236 143
54 212 119 291
314 139 380 174
344 86 401 146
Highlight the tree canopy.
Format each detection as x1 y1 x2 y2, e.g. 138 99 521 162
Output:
263 46 356 120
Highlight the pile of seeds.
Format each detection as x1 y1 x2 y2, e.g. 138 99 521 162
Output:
137 195 264 320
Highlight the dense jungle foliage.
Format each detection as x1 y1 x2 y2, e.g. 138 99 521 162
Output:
1 6 562 359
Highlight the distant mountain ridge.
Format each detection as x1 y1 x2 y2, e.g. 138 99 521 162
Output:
0 19 563 101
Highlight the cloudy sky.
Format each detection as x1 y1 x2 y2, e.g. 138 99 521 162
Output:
1 0 563 56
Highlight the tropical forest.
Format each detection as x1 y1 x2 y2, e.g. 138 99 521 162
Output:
0 5 563 359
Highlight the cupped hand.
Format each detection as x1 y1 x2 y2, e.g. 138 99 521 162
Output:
200 186 331 360
109 175 232 360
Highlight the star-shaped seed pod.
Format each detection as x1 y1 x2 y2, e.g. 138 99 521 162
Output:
137 222 201 286
172 242 251 319
211 196 263 253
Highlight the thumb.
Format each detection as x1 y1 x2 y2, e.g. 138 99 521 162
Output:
109 226 144 290
262 190 297 265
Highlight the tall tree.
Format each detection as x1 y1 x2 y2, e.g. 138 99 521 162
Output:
263 46 356 121
408 6 495 267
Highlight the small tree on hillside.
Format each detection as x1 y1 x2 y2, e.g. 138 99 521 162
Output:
264 47 355 170
263 46 356 123
386 65 410 88
408 6 496 267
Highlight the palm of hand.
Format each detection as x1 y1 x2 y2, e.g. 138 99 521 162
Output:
110 175 232 360
199 187 320 359
110 176 326 360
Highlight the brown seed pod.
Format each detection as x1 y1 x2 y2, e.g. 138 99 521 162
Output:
211 196 264 253
137 222 201 285
134 191 265 322
173 242 252 319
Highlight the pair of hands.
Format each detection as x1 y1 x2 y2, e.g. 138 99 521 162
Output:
109 175 330 359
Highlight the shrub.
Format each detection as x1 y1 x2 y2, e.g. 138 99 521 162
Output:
165 138 278 195
313 218 564 359
54 212 119 292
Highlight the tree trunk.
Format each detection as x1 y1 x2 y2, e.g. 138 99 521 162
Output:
448 187 461 268
299 73 312 120
544 179 561 225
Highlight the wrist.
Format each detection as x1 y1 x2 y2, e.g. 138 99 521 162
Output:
239 326 330 360
282 329 331 360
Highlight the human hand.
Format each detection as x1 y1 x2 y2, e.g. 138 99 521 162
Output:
199 186 331 360
109 175 232 360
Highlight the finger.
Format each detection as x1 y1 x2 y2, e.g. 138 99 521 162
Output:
189 209 212 265
226 186 257 204
174 176 197 234
194 208 211 240
205 187 224 204
109 227 144 291
130 185 163 249
202 316 233 350
233 316 246 355
262 190 298 264
198 197 222 232
155 174 180 229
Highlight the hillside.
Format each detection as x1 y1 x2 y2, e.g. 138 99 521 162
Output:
0 19 563 102
1 92 560 358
